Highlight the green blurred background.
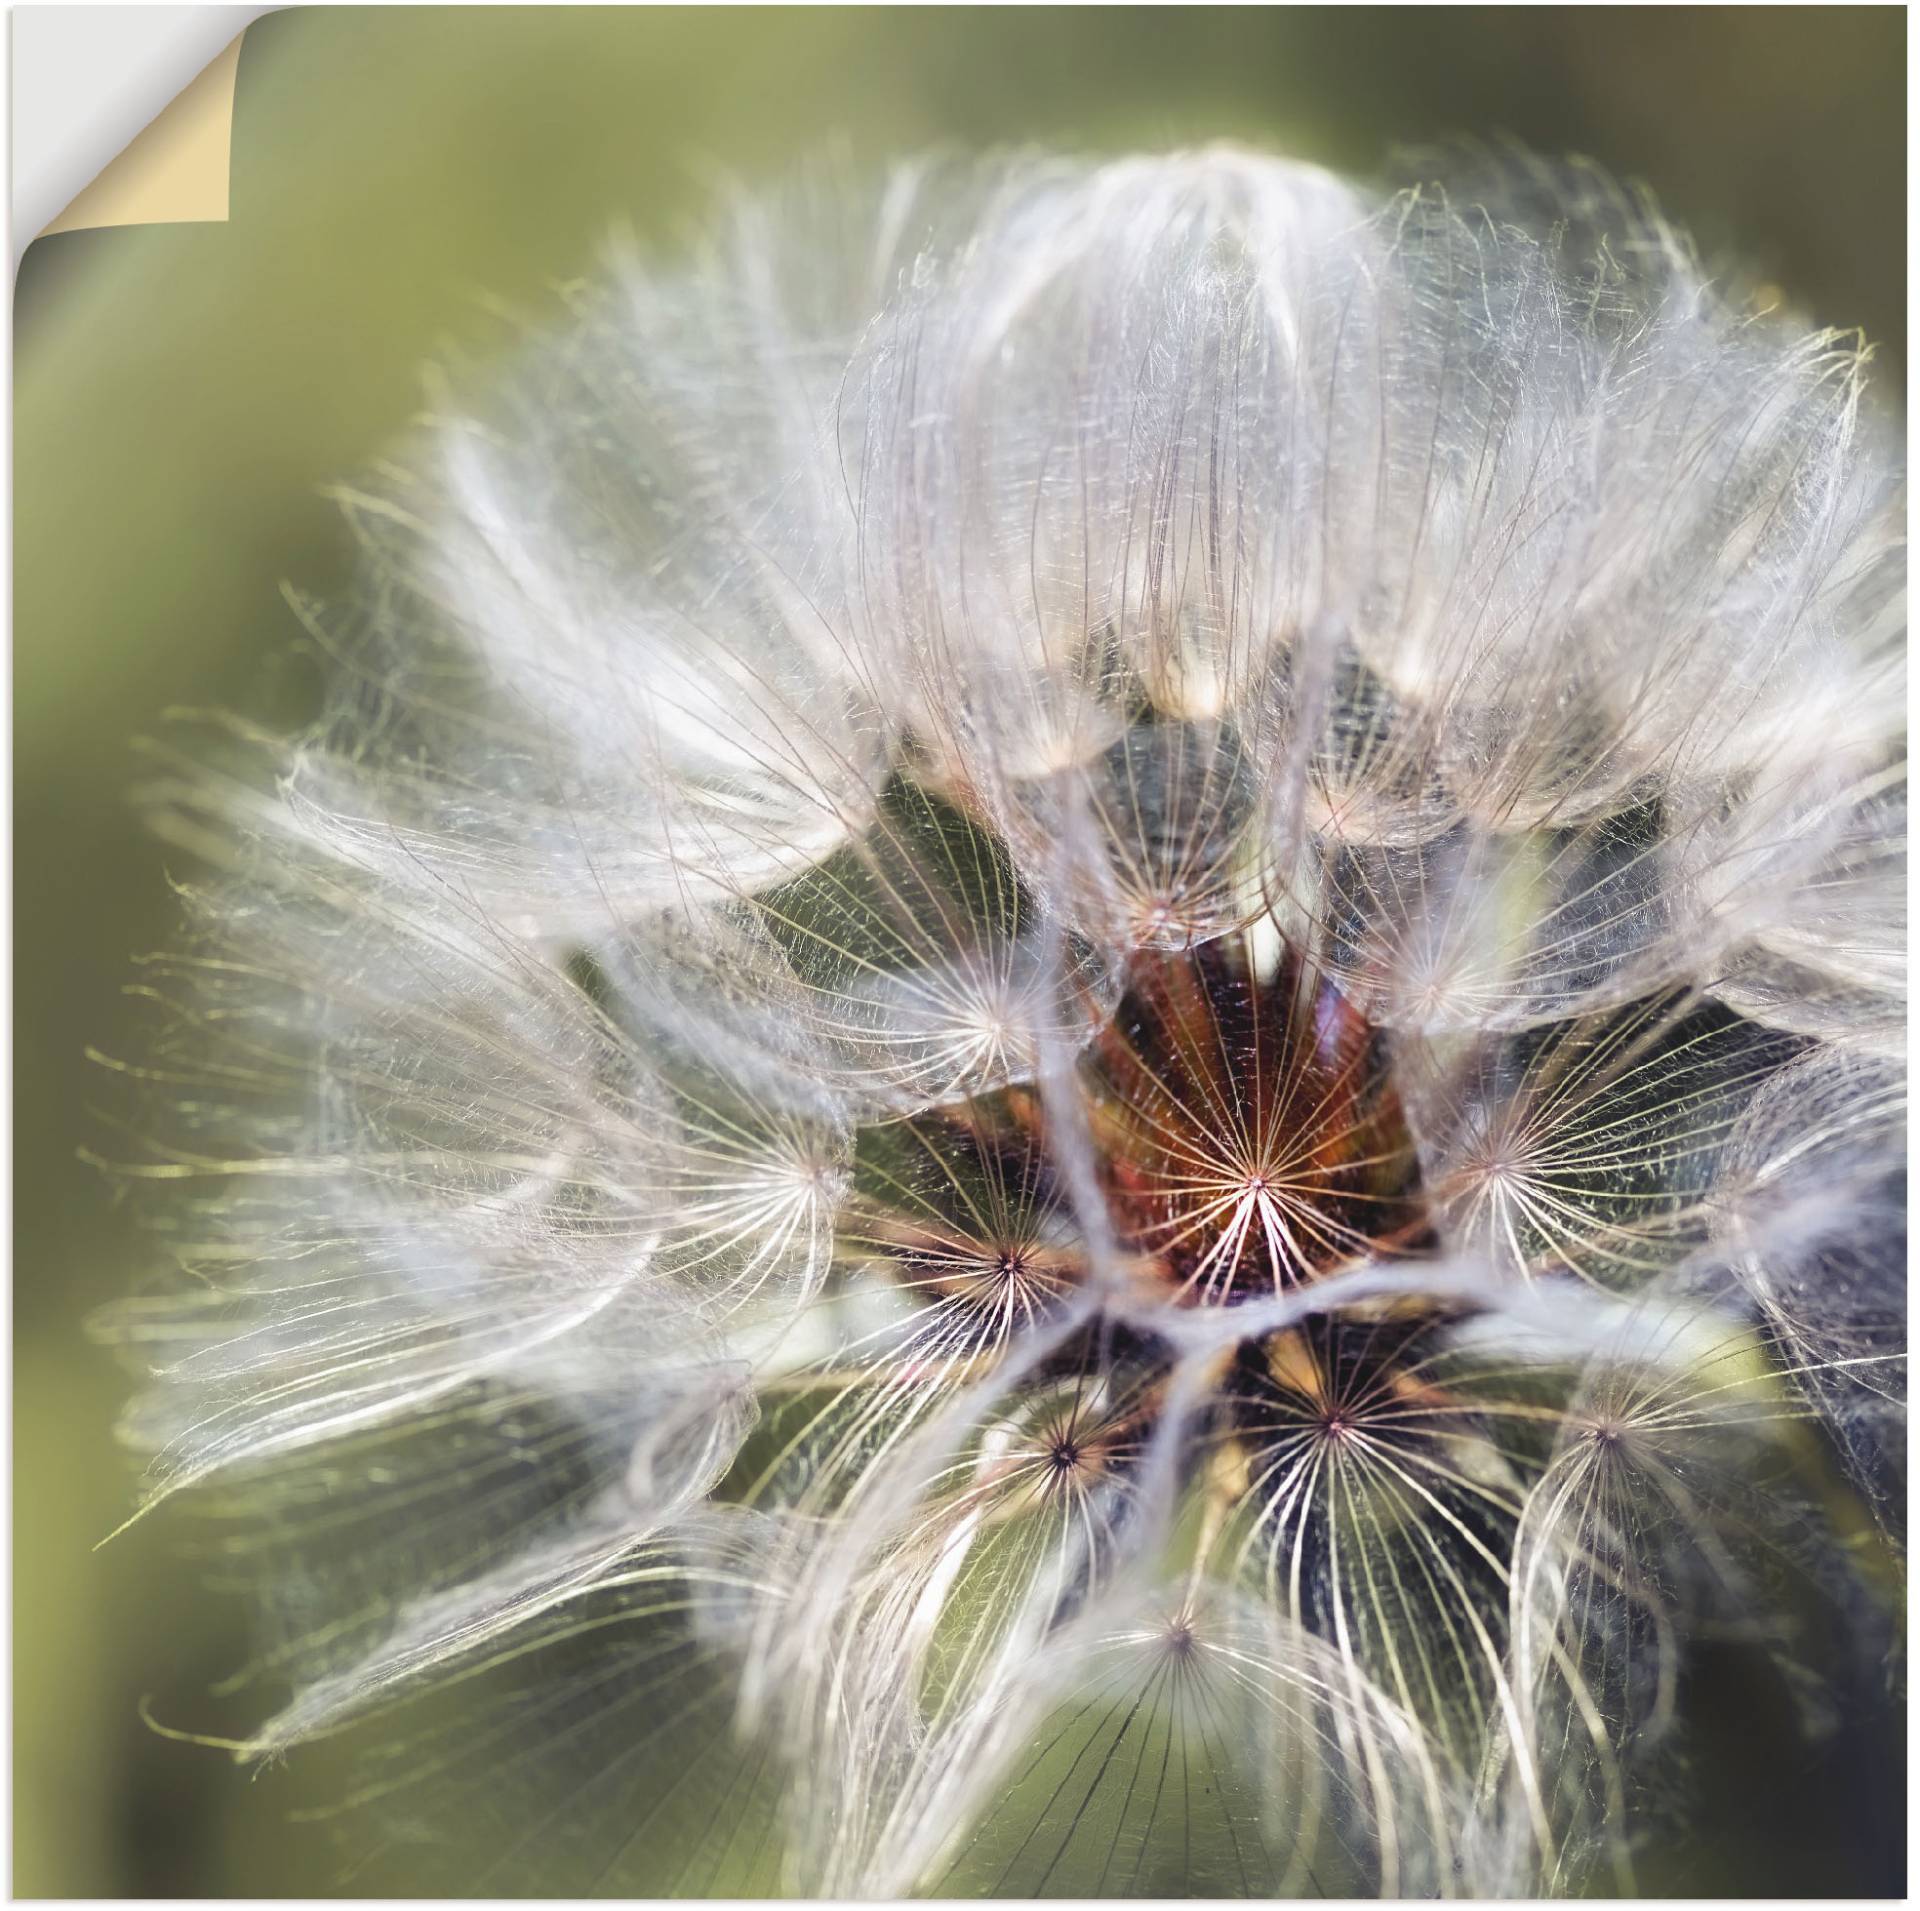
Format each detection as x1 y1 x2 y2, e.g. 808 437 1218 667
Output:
15 8 1905 1896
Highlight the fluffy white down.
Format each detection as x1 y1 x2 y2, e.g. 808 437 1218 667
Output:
101 147 1903 1898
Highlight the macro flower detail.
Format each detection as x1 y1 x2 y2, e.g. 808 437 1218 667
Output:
101 147 1904 1896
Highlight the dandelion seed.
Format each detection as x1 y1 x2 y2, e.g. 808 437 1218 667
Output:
100 144 1903 1896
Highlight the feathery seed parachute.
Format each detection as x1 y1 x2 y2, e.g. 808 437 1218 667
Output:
101 148 1904 1896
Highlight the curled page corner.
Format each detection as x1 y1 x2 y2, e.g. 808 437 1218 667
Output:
15 7 274 261
39 33 244 239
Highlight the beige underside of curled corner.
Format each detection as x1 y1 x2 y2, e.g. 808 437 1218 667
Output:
40 30 244 237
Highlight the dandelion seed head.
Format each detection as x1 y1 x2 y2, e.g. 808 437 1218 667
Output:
102 142 1903 1897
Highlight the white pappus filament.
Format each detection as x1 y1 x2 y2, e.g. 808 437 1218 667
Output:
98 144 1903 1899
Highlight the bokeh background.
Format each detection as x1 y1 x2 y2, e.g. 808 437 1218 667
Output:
15 7 1906 1896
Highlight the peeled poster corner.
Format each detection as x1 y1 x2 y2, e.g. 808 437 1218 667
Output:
15 7 266 260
